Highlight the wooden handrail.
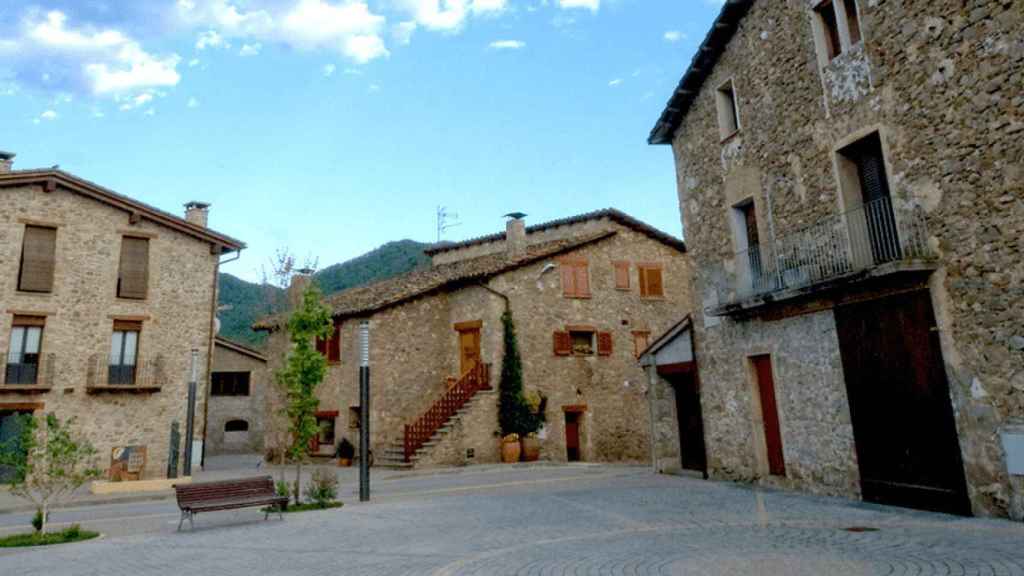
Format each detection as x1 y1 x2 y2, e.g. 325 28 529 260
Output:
404 363 490 462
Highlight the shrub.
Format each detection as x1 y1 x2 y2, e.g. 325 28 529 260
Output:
31 509 44 533
275 480 290 499
62 524 81 539
303 468 338 509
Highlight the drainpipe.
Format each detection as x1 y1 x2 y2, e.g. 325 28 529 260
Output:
478 281 510 314
642 358 659 474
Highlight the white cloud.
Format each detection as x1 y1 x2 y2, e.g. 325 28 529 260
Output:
663 30 684 43
368 83 380 92
12 10 181 96
608 78 622 87
118 91 154 110
178 0 388 63
188 58 201 67
143 108 156 116
471 0 508 15
343 67 363 75
239 42 262 56
558 0 599 11
187 96 200 107
489 40 525 50
392 21 417 46
397 0 508 33
195 30 228 50
40 110 58 120
323 63 336 76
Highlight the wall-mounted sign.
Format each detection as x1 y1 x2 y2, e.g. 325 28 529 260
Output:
110 445 147 481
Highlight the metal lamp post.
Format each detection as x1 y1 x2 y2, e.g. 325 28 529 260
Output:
359 321 370 502
183 348 199 477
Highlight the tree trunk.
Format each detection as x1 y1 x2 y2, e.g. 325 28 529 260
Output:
40 503 48 535
293 461 301 504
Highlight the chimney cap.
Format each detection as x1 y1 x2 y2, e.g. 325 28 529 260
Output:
0 151 15 161
295 267 315 276
503 212 527 220
184 201 210 210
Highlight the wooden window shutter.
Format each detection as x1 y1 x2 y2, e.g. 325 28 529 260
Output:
12 315 46 327
638 267 649 297
117 237 149 299
327 322 341 363
597 332 613 356
646 267 664 297
315 335 327 356
553 331 571 356
560 263 576 297
18 226 57 293
113 319 143 332
613 261 630 290
575 262 590 297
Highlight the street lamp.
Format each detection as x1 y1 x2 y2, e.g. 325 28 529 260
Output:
359 321 370 502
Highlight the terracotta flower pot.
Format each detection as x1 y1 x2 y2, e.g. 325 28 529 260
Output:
520 437 540 462
501 438 521 463
337 458 352 467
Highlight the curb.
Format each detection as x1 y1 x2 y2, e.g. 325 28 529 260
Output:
0 492 175 516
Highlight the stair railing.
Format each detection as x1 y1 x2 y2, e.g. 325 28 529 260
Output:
404 363 491 462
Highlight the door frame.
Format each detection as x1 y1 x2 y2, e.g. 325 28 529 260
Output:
749 354 786 477
658 362 708 477
454 320 482 376
563 405 586 462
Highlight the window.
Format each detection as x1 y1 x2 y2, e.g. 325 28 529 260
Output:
5 316 44 385
613 261 631 290
632 331 651 359
117 236 149 299
317 415 336 445
638 264 665 298
349 406 361 429
211 372 251 396
715 80 740 140
17 226 57 293
570 331 594 356
316 321 341 363
838 132 900 264
560 259 590 298
225 419 249 432
814 0 862 64
109 320 141 385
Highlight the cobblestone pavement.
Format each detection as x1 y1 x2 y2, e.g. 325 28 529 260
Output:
3 465 1023 575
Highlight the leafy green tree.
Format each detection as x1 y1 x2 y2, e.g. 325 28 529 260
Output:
275 283 333 504
0 414 101 534
498 311 539 438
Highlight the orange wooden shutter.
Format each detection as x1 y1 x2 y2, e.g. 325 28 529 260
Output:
597 332 613 356
113 319 143 332
117 237 149 299
575 262 590 297
638 267 649 297
560 263 576 297
553 331 571 356
613 261 630 290
315 335 327 356
646 267 664 297
327 322 341 363
18 226 57 293
12 315 46 327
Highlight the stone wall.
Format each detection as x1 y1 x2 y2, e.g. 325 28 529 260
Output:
206 341 267 455
263 222 691 466
665 0 1023 517
0 183 221 479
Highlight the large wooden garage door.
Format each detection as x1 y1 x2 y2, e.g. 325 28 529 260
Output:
834 290 970 515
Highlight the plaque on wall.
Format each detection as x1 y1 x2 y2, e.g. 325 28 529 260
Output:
110 445 147 481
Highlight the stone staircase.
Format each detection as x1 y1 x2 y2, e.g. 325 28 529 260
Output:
376 365 492 470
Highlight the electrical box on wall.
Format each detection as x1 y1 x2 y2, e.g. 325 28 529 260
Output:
1001 425 1024 475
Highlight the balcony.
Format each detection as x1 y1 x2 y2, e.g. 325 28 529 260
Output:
710 197 936 316
86 354 166 393
1 354 55 393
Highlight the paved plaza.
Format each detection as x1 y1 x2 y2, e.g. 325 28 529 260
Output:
2 464 1023 575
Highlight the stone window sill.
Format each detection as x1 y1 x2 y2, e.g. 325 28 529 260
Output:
86 385 161 394
0 385 52 394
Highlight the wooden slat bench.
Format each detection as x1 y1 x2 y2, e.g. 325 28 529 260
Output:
174 475 288 531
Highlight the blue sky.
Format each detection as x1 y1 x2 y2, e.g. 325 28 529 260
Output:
1 0 722 282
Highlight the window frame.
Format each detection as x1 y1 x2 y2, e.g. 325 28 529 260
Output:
568 329 596 357
637 263 665 299
211 371 252 397
560 258 591 299
316 320 342 364
613 261 631 291
17 225 57 294
6 317 45 385
715 79 741 142
812 0 863 67
109 320 142 385
116 235 150 300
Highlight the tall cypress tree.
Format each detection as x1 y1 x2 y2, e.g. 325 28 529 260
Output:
498 311 536 437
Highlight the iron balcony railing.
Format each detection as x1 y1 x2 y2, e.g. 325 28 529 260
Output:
729 197 933 302
2 354 55 387
86 353 167 389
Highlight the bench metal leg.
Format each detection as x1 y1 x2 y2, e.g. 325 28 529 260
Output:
177 510 191 532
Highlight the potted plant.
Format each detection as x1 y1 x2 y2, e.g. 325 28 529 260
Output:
498 311 533 464
335 438 355 467
501 433 521 463
521 390 546 462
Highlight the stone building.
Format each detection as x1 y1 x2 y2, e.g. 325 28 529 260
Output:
205 336 267 456
0 152 244 479
647 1 1023 518
257 210 690 468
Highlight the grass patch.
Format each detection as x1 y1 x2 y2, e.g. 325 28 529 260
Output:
263 501 343 514
0 525 99 548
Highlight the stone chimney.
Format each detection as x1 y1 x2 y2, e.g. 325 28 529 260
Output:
505 213 527 259
0 151 15 174
184 201 210 227
288 268 315 309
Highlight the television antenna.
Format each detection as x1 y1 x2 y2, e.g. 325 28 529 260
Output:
436 206 461 242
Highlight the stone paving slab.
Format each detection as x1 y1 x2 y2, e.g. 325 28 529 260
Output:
2 466 1023 575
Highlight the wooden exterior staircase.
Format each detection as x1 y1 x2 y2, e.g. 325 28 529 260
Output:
377 363 491 469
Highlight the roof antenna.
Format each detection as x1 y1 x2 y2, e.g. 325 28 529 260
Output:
436 206 461 242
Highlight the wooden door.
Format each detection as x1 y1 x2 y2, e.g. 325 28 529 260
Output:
458 328 481 376
565 413 581 462
668 370 708 475
751 355 786 477
835 290 970 515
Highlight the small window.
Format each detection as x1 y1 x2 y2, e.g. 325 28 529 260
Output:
117 236 149 300
842 0 861 45
317 415 336 445
225 419 249 432
569 330 594 356
5 316 45 385
613 261 631 290
349 406 361 429
211 372 251 396
17 225 57 293
715 80 740 141
816 1 841 60
632 331 651 359
109 320 141 385
638 265 665 298
560 259 591 298
316 321 341 363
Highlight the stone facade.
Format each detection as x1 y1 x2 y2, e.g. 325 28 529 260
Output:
206 337 267 455
262 213 691 467
0 168 243 479
653 0 1023 517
